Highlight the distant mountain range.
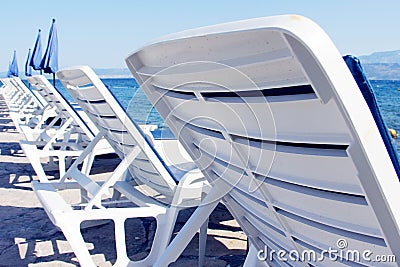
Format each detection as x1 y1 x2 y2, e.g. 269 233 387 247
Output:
359 50 400 64
358 50 400 80
2 50 400 80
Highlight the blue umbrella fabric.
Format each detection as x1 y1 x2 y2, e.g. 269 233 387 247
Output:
8 50 18 77
40 19 58 74
25 49 32 77
30 29 42 71
6 62 11 78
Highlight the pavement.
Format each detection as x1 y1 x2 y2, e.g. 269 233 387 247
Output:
0 94 247 267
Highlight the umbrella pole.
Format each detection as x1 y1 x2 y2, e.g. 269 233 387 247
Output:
53 73 56 88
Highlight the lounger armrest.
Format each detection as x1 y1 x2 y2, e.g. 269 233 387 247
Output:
32 181 73 226
114 181 166 207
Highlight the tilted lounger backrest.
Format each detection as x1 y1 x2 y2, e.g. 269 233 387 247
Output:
0 78 19 104
57 67 179 200
10 77 44 109
27 77 57 109
27 75 95 143
13 77 48 108
0 78 22 104
126 15 400 265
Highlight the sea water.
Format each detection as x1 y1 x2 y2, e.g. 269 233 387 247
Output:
52 78 163 126
370 80 400 155
49 78 400 153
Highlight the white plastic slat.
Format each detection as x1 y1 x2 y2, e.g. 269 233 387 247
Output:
264 180 380 237
129 165 172 190
56 69 93 87
145 57 305 92
137 48 293 77
242 208 293 251
232 141 362 195
169 99 276 140
132 157 162 175
95 116 124 130
135 29 289 67
229 190 283 233
70 86 105 103
82 102 115 117
279 210 389 258
104 130 137 147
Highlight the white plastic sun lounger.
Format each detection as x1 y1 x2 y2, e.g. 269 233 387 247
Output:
21 75 113 182
32 66 209 266
0 78 19 108
4 78 42 110
126 15 400 266
0 77 53 132
21 76 79 142
1 78 28 109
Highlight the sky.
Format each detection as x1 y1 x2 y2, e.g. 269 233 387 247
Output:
1 0 399 73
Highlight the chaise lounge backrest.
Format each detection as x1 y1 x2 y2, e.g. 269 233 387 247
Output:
27 75 95 143
11 77 45 108
57 67 187 202
126 15 400 265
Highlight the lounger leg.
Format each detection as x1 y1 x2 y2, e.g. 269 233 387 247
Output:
198 217 209 267
113 218 130 266
65 155 72 167
20 145 49 182
111 190 122 204
80 188 89 205
154 185 223 267
61 220 96 267
48 155 57 170
111 171 130 206
145 207 179 264
77 154 93 204
58 156 66 179
81 152 95 176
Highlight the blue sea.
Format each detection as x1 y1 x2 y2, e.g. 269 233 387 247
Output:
45 78 400 153
50 78 167 127
370 80 400 154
